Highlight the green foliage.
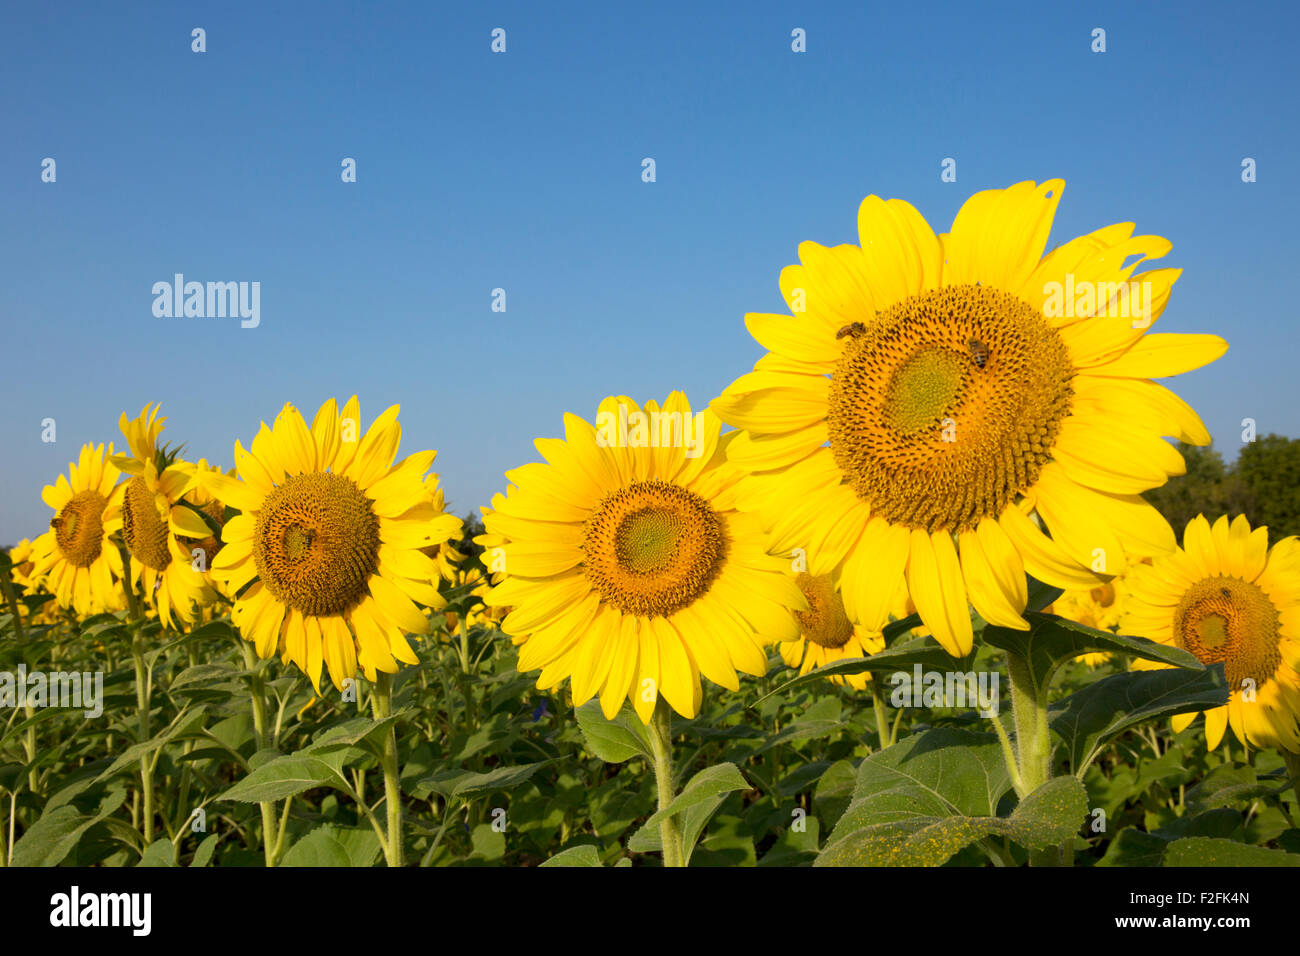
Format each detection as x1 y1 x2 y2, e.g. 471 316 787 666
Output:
1144 435 1300 537
1237 434 1300 537
1 568 1298 867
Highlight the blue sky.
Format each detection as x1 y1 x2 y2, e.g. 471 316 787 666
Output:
2 0 1297 543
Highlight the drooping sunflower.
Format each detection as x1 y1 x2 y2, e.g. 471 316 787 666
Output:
1124 515 1300 753
713 180 1226 656
179 459 231 572
775 572 885 691
478 392 805 722
28 443 125 616
112 404 218 628
205 397 463 691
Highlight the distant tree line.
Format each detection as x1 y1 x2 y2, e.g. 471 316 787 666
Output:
1144 434 1300 539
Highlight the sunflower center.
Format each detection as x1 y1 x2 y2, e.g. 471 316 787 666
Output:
581 479 725 617
794 573 854 649
51 491 106 568
827 284 1074 533
251 472 380 617
1173 576 1282 689
122 476 173 572
1090 581 1117 608
884 347 969 435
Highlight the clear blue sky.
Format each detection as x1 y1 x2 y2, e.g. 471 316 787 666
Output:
3 0 1297 543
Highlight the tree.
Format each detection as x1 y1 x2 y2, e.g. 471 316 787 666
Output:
1142 443 1251 536
1235 434 1300 538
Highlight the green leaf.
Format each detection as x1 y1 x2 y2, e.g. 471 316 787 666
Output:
1186 764 1287 813
190 833 221 867
304 712 407 756
814 728 1021 866
417 761 548 801
754 697 843 753
93 707 209 783
984 611 1204 700
170 664 241 689
1050 664 1229 775
999 776 1091 850
1025 575 1063 613
12 790 126 867
540 844 603 867
1096 828 1170 867
218 754 339 803
818 771 1086 867
1163 837 1300 867
470 823 506 861
575 700 653 763
628 762 751 864
138 839 177 867
754 637 976 704
280 825 381 867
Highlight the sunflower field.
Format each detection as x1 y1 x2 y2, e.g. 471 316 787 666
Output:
3 180 1299 878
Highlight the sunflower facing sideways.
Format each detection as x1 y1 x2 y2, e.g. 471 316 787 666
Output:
477 392 806 722
112 404 218 628
203 397 463 691
1124 515 1300 754
776 572 886 691
712 179 1227 657
28 443 125 616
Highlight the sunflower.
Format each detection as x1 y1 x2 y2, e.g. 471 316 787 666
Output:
204 397 463 691
713 180 1226 657
776 573 885 690
180 459 231 571
420 476 465 582
5 539 61 627
112 404 219 628
7 539 38 592
478 392 805 722
28 443 125 616
443 567 507 632
1124 515 1300 753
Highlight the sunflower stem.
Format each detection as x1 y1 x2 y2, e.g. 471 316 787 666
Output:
238 641 282 867
1005 649 1067 866
870 681 891 750
117 547 157 848
458 617 471 676
130 632 155 847
648 698 684 867
371 672 404 867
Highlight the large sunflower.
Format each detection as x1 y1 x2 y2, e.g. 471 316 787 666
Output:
28 443 125 616
112 404 218 628
1125 515 1300 753
712 180 1227 656
204 397 463 691
776 572 885 691
478 392 805 722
